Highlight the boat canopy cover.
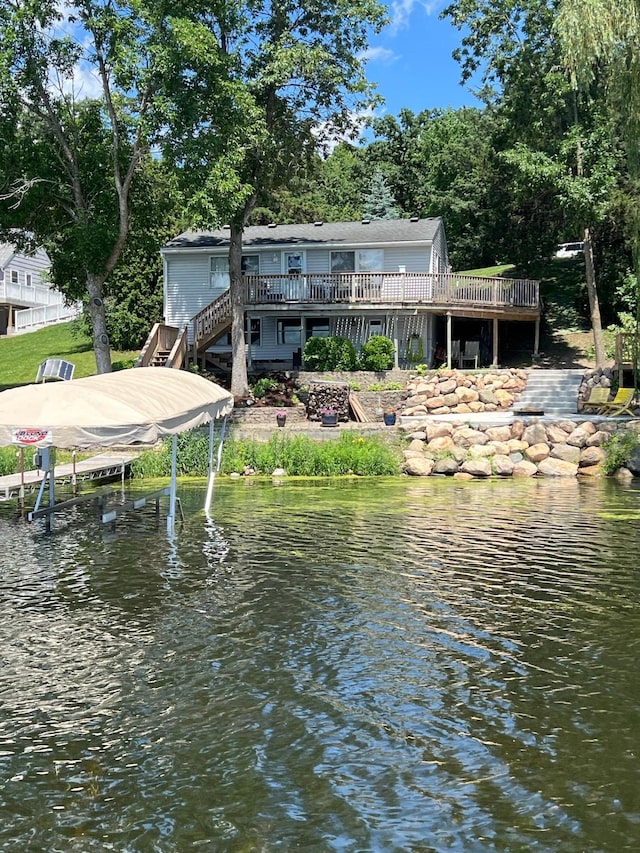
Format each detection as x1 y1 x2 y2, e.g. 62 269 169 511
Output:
0 367 234 449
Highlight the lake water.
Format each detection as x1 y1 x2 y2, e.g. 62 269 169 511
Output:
0 476 639 852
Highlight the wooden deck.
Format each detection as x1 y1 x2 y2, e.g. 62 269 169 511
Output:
0 453 135 502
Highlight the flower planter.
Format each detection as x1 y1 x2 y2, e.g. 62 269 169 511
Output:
383 412 397 426
321 413 338 427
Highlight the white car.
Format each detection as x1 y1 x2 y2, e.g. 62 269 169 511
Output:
555 241 584 259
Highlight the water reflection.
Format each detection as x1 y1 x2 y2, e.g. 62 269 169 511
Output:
0 477 639 851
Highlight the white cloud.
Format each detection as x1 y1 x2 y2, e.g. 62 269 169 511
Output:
388 0 445 34
359 46 398 64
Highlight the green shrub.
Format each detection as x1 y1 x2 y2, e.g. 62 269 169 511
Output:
303 336 358 371
602 431 640 474
359 335 395 371
251 377 278 398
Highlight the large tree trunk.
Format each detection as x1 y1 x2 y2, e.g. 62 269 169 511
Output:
86 273 112 374
229 223 250 398
583 227 606 367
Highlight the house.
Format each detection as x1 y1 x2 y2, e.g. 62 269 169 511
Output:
160 218 541 371
0 242 77 335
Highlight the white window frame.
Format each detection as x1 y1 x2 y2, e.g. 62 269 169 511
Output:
10 270 18 284
26 273 32 286
277 317 303 346
305 317 330 340
241 254 260 275
330 249 384 273
283 251 305 275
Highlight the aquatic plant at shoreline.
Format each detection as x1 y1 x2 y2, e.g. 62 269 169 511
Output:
131 430 402 478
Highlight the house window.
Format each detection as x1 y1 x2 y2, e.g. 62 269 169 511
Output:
26 273 32 286
242 255 260 275
277 318 303 345
11 270 18 284
248 318 261 347
210 256 229 289
284 252 304 274
358 249 384 272
368 318 384 338
306 317 330 340
0 269 4 281
330 249 384 273
219 317 260 347
330 251 355 273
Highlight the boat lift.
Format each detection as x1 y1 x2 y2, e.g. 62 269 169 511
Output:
0 368 234 533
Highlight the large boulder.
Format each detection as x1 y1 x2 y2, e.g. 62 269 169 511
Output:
432 457 460 475
550 443 581 464
460 457 492 477
525 442 550 463
537 458 579 477
513 460 538 477
402 456 435 476
492 454 514 476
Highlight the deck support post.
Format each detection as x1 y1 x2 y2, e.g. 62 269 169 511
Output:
492 317 499 366
446 312 452 369
534 317 540 356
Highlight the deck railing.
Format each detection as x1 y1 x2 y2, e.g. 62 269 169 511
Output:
0 281 65 308
193 289 232 346
14 302 81 333
244 272 539 309
616 333 639 367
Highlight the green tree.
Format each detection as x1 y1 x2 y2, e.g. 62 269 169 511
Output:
362 169 399 220
441 0 622 363
0 1 182 373
556 0 640 370
166 0 387 397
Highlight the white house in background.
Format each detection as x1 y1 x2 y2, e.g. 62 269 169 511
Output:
0 242 78 336
160 218 541 372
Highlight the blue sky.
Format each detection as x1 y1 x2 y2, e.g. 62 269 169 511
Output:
362 1 483 118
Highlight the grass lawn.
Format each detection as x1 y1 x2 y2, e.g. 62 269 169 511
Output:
0 321 140 391
457 264 516 277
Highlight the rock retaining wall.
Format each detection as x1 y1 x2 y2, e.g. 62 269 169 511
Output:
577 367 615 410
401 418 640 479
403 369 527 417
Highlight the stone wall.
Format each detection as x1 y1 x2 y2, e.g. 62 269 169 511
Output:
401 418 640 479
577 367 615 410
403 369 527 417
229 405 308 426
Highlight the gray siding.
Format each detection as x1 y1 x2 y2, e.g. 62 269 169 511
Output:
2 247 50 287
383 246 430 273
164 255 211 333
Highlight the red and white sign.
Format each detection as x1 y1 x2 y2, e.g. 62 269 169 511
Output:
11 428 54 447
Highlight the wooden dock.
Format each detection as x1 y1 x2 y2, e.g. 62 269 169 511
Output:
0 453 136 502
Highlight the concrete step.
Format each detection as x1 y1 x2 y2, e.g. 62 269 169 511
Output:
516 369 584 415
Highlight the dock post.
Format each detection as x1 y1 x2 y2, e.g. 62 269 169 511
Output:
167 434 177 533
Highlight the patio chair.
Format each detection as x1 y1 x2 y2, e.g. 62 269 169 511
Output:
598 387 636 417
461 340 480 369
582 387 610 413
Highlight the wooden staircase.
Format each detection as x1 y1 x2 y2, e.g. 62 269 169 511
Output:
136 323 189 369
192 291 232 358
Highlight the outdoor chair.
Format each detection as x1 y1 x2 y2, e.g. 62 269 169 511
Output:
598 387 636 417
451 340 461 368
461 340 480 369
582 387 610 413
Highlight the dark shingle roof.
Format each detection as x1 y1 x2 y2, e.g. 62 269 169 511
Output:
164 218 442 250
